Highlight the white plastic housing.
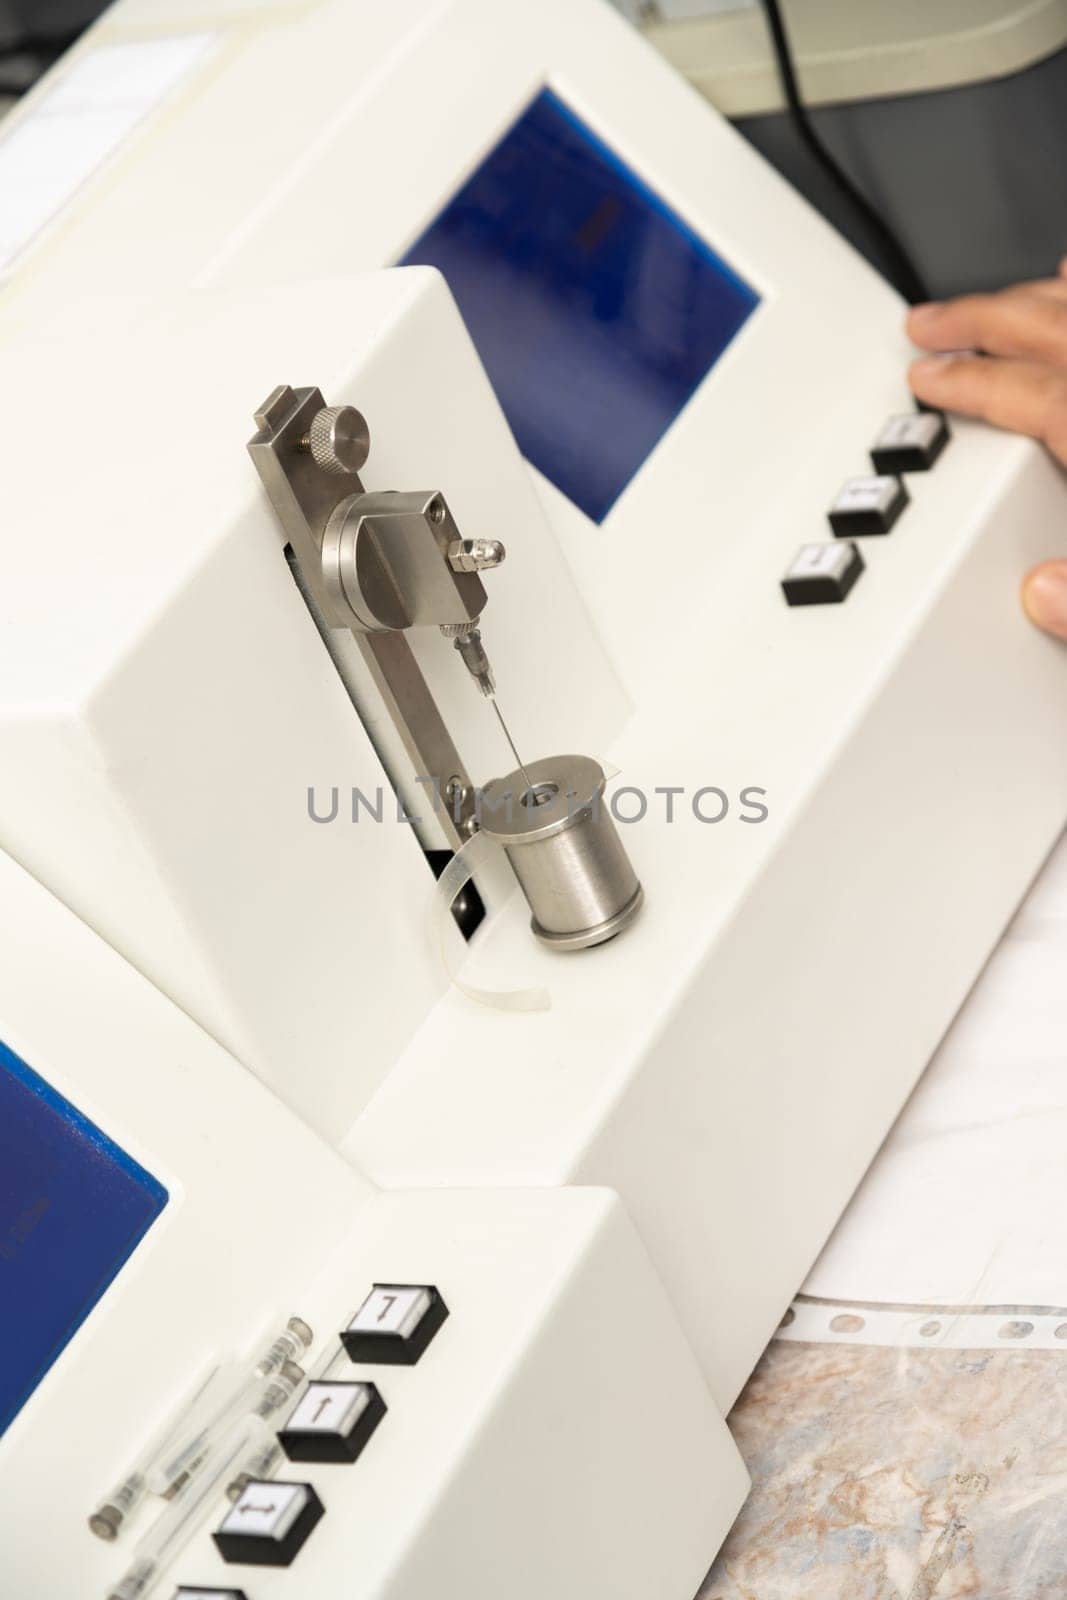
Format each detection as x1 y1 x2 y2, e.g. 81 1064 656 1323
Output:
0 847 746 1600
0 270 626 1139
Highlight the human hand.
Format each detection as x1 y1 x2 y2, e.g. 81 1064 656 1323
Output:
906 263 1067 640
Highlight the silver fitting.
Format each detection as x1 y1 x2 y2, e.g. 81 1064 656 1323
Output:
88 1503 124 1542
441 620 495 696
447 537 505 573
286 1316 314 1350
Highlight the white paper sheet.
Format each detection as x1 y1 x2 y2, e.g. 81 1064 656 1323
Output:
805 829 1067 1311
0 35 217 275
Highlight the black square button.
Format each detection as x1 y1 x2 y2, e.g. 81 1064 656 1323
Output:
828 475 908 537
279 1380 386 1464
213 1480 323 1567
870 411 949 474
174 1591 248 1599
342 1284 449 1366
782 542 864 606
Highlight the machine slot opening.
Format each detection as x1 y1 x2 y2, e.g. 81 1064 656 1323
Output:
283 545 485 940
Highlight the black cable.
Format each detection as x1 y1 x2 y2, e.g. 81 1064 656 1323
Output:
760 0 930 305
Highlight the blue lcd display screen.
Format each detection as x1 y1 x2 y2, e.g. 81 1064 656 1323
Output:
401 88 759 523
0 1040 168 1436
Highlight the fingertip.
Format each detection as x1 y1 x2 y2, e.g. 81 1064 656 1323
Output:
1022 560 1067 639
907 352 958 400
909 353 958 376
905 302 942 338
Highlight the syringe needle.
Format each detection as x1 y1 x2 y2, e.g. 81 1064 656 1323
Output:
444 619 535 797
491 697 534 796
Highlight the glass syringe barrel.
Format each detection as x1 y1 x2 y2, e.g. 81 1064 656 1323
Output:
106 1359 306 1600
90 1315 311 1540
148 1317 311 1498
224 1343 348 1502
107 1427 253 1600
88 1361 225 1541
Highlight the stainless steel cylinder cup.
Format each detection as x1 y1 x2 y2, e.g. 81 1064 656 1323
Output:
479 754 643 951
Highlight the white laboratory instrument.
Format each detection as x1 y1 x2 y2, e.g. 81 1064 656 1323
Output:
0 845 739 1600
1 0 1066 1595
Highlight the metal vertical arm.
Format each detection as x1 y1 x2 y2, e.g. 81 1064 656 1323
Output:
248 385 478 847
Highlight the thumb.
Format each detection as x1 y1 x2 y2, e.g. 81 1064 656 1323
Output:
1022 560 1067 639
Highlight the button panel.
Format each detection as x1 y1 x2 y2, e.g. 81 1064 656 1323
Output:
342 1283 449 1365
214 1480 324 1568
279 1380 386 1464
828 475 908 538
782 542 864 607
870 411 949 474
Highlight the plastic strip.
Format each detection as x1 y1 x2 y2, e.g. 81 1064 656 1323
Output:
433 830 550 1013
776 1298 1067 1351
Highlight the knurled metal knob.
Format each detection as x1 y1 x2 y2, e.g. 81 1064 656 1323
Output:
307 405 370 475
